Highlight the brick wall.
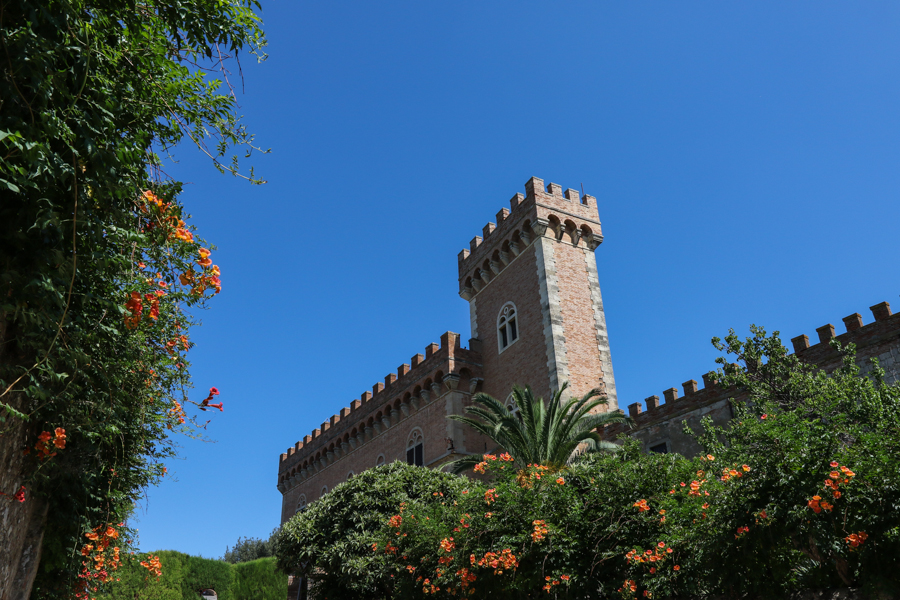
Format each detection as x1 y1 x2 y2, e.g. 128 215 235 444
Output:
276 332 483 523
604 300 900 457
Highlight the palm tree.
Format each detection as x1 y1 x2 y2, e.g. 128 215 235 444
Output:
446 382 630 474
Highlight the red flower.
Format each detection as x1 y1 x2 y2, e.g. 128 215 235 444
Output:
14 486 25 502
209 387 220 396
208 403 223 411
760 414 767 419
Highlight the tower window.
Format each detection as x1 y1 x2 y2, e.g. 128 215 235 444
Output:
505 392 521 421
649 442 668 454
497 303 519 353
406 429 424 467
296 495 307 514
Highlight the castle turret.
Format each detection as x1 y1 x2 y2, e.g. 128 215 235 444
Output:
457 177 618 410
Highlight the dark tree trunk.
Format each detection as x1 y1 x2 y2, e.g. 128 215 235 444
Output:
0 319 50 600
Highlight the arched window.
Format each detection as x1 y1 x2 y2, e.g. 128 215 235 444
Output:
505 392 521 421
406 429 424 467
375 454 385 467
320 486 328 497
296 495 307 514
347 471 355 480
497 302 519 352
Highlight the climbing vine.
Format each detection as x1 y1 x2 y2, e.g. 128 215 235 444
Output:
0 0 266 596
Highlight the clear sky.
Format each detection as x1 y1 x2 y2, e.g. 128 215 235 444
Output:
133 1 900 558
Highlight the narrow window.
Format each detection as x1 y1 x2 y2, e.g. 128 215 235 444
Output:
505 392 521 421
497 303 519 353
296 495 308 514
407 430 424 467
649 443 668 454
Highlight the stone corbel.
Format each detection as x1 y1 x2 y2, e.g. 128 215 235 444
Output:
400 403 410 417
572 229 583 246
587 233 604 250
468 377 483 394
419 390 431 405
489 260 502 276
373 422 383 435
430 382 443 396
349 437 358 450
443 373 461 390
459 287 473 301
509 240 521 256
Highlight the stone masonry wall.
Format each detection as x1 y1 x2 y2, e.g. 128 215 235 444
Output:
457 177 617 408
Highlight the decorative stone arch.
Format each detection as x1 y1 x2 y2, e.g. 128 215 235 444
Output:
563 219 578 244
296 495 308 514
320 486 328 498
497 301 519 353
406 427 424 467
547 214 562 239
347 470 355 480
375 454 386 467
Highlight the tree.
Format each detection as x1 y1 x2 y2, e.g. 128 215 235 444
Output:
223 529 279 564
446 382 629 473
0 1 265 597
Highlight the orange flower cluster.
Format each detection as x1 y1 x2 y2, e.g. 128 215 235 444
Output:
531 519 549 542
823 462 855 499
457 567 477 592
625 543 673 567
472 549 518 574
807 495 833 514
844 532 868 550
555 477 565 485
720 464 750 482
809 461 855 513
735 525 750 539
619 579 638 594
179 248 221 296
32 427 66 460
473 452 514 474
687 479 706 497
168 400 186 429
0 485 26 503
140 191 194 243
543 574 570 593
75 524 124 599
140 554 163 578
484 488 498 505
421 577 440 594
440 537 456 553
633 499 650 512
388 514 402 528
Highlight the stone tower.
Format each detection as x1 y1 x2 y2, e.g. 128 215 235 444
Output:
457 177 618 410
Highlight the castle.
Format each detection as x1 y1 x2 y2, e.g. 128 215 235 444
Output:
276 176 900 526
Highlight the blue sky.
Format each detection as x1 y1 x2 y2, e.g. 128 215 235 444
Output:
133 1 900 557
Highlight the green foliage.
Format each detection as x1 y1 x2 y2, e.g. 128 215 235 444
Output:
97 550 273 600
96 550 186 600
223 528 278 564
231 557 287 600
274 462 469 600
181 554 234 600
446 382 629 473
275 329 900 599
0 0 265 593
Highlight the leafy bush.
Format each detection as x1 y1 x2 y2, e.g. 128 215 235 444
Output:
231 557 287 600
276 329 900 599
274 462 469 600
181 554 234 600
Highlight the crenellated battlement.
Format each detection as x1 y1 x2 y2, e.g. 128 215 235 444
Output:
456 177 604 301
276 331 483 490
602 298 900 446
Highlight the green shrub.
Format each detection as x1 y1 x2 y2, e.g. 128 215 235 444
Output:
273 329 899 599
274 461 469 600
181 554 234 600
231 557 287 600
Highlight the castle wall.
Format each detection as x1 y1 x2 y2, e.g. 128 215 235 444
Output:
604 301 900 456
276 332 483 523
